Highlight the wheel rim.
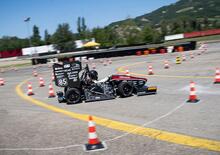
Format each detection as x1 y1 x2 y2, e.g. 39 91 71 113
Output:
123 84 132 95
69 92 80 102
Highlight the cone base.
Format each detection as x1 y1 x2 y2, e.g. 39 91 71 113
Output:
214 81 220 84
39 85 45 87
84 142 106 152
187 99 199 103
48 95 56 98
148 73 154 75
27 93 34 96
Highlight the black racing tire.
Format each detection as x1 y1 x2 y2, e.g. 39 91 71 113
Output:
117 81 134 97
65 88 81 104
58 98 64 103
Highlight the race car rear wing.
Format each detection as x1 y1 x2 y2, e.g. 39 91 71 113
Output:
53 61 82 88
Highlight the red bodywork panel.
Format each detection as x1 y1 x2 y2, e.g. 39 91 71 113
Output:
111 74 147 82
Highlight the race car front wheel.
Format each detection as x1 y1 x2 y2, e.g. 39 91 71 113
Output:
65 88 81 104
118 81 134 97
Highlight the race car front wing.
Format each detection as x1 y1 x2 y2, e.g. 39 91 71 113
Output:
136 86 157 96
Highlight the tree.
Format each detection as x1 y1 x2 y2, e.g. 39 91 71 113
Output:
126 28 142 45
44 30 51 45
77 17 82 35
160 20 168 37
31 25 42 46
171 20 184 34
82 17 87 32
203 17 209 29
92 25 124 47
0 36 29 51
51 23 74 52
106 27 119 46
191 20 197 31
76 17 89 39
91 27 108 46
111 19 143 45
142 26 154 43
212 20 220 29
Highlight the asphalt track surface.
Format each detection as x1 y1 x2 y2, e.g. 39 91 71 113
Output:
0 42 220 155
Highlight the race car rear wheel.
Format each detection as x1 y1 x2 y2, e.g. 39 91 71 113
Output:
118 81 134 97
65 88 81 104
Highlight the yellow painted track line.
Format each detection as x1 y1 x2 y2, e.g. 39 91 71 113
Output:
16 80 220 152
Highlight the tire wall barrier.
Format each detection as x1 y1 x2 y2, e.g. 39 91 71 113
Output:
33 41 197 64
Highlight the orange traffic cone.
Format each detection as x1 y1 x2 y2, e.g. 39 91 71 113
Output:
48 83 56 98
0 78 5 86
182 53 186 61
33 70 38 77
148 65 154 75
92 63 96 69
51 73 55 81
48 64 52 68
187 81 199 103
84 116 106 152
27 82 34 96
108 59 112 64
214 68 220 84
39 77 45 87
103 61 107 66
164 60 169 69
190 52 194 59
125 69 130 76
197 50 202 55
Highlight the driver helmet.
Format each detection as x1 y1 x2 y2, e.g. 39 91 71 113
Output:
89 70 98 81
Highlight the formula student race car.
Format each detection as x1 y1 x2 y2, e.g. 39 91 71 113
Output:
53 61 157 104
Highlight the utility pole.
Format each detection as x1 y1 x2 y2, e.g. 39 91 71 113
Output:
24 17 34 55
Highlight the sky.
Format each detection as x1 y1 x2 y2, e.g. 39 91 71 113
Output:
0 0 178 38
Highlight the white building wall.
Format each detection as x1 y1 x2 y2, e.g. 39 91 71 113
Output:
22 45 56 55
164 34 184 41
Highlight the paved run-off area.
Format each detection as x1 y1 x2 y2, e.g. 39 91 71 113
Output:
0 42 220 155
